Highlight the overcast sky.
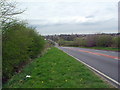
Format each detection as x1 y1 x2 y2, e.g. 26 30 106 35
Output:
14 0 119 35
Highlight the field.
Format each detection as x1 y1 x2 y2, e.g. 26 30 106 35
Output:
3 47 111 88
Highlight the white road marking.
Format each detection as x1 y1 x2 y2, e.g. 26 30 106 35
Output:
58 47 120 87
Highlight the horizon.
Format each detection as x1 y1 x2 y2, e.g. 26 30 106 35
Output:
42 32 119 36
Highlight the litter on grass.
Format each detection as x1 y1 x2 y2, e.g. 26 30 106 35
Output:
26 75 31 78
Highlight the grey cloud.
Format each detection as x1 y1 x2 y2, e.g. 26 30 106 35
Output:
86 15 95 18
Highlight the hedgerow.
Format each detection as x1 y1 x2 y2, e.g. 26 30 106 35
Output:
2 20 45 83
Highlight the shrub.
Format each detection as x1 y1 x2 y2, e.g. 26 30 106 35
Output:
111 36 120 48
95 35 112 47
2 21 45 83
74 37 86 47
85 35 97 47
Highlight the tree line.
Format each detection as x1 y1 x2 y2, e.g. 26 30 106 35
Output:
46 33 120 49
58 34 119 48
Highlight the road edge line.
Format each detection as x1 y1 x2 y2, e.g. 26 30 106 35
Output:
57 47 120 88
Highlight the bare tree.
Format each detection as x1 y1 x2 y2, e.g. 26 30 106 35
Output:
0 0 25 25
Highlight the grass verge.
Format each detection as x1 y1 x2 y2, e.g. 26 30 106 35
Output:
3 47 111 88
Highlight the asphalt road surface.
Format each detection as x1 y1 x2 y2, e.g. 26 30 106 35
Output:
58 47 120 87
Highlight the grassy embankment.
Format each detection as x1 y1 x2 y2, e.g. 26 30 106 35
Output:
4 47 111 88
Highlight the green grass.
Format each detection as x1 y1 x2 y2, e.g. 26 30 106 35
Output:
3 47 111 88
78 47 119 52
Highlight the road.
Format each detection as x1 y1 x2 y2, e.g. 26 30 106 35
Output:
58 47 120 87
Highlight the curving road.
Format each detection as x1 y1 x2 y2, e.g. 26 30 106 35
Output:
58 47 120 87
